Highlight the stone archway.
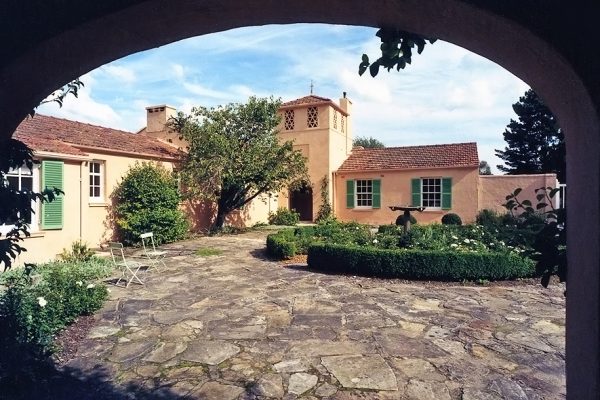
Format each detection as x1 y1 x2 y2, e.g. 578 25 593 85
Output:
2 2 600 397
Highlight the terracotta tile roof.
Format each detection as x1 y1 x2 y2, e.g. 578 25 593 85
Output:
338 142 479 172
281 94 348 115
282 95 333 107
14 114 180 159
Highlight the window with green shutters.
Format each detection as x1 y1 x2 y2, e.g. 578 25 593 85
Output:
411 177 452 210
441 177 452 210
346 179 380 209
41 160 64 229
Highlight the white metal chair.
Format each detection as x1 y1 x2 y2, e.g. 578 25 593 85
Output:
109 242 145 287
140 232 167 271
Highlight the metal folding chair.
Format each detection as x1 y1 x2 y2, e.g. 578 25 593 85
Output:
109 242 145 287
140 232 167 271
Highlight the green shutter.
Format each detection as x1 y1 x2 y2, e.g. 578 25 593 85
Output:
41 160 64 229
442 177 452 210
411 178 421 207
372 179 381 209
346 180 355 208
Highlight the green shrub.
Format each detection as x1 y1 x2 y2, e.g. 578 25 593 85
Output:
268 208 300 226
266 229 297 259
441 213 462 225
113 162 189 245
307 244 535 281
378 224 401 235
266 220 374 259
58 240 96 262
476 209 503 226
0 259 111 378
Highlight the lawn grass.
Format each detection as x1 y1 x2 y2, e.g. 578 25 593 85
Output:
194 247 223 257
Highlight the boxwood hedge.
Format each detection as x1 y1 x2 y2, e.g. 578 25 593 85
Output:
307 243 535 281
266 229 297 259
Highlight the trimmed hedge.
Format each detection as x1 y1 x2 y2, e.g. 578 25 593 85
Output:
307 244 535 281
266 229 297 259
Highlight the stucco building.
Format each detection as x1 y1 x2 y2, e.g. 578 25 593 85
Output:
5 94 558 265
274 94 559 225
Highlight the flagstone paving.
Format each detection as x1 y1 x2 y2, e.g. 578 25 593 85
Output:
63 231 565 399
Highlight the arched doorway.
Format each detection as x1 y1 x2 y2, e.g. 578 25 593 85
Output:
2 2 600 397
289 182 313 221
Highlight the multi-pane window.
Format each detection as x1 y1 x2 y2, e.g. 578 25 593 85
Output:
1 165 38 233
284 110 295 130
421 178 441 208
341 115 346 133
333 111 338 129
355 179 373 207
307 106 318 128
89 161 104 201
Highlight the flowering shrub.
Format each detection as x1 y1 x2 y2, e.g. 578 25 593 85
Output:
372 223 531 256
0 259 111 379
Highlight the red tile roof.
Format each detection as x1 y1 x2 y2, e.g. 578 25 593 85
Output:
14 114 180 160
282 95 332 107
281 95 348 115
338 142 479 172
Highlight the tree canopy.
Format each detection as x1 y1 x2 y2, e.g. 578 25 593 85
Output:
172 96 308 230
353 136 385 149
479 160 492 175
495 89 565 182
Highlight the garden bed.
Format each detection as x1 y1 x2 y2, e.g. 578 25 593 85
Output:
267 217 542 281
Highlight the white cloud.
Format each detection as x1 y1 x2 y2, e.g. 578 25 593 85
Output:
37 72 125 129
37 24 531 173
101 65 136 84
171 63 185 80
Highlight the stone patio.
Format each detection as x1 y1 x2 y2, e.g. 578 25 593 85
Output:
63 231 565 399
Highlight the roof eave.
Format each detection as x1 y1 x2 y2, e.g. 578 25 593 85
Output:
336 164 479 174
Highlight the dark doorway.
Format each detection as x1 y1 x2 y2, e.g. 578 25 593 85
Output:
290 184 313 221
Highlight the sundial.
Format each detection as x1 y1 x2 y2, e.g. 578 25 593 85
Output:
389 205 426 233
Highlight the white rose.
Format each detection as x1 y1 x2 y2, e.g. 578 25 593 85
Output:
37 297 47 307
86 283 95 289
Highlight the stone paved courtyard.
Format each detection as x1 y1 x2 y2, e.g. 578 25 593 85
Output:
62 231 565 399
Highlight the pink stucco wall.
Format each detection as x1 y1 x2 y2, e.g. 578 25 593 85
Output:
333 167 480 225
478 174 558 215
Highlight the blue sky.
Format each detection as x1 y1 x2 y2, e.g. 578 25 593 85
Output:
38 24 529 173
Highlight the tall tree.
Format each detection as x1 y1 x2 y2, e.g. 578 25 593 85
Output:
353 136 385 148
495 89 565 182
479 160 492 175
172 97 308 230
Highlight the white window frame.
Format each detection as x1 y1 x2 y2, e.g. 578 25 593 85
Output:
355 179 373 208
89 161 105 203
421 177 442 210
0 164 40 235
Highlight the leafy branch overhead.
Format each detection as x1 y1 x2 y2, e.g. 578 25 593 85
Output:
359 28 437 77
30 79 85 117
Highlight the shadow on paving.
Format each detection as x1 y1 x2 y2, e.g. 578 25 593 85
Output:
2 362 258 399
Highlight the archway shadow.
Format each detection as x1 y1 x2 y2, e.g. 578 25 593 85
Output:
2 360 259 400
